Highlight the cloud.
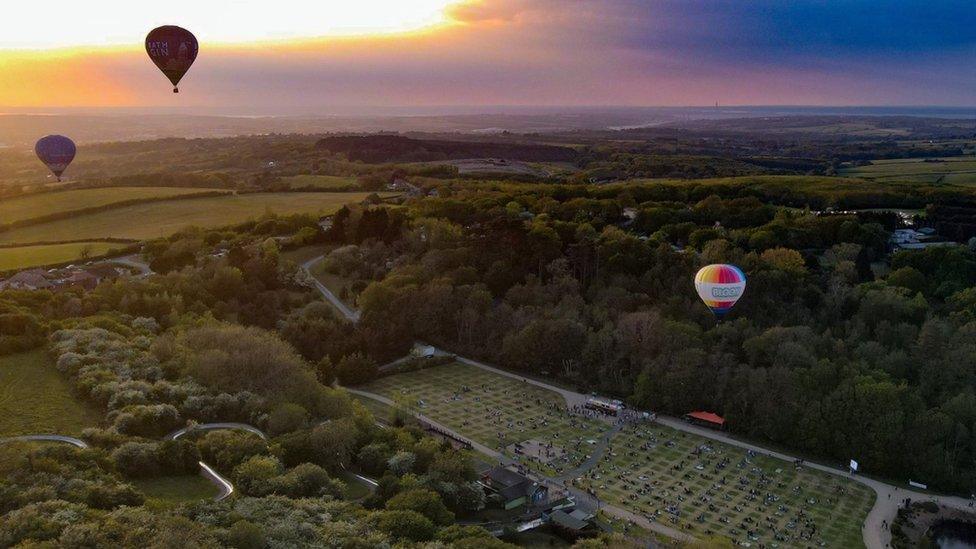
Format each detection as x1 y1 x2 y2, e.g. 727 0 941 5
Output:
2 0 974 109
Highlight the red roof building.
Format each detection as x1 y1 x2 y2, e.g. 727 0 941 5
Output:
686 411 726 428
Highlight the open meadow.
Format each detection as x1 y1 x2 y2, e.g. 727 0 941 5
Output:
361 362 875 548
0 187 228 225
0 241 123 271
0 192 375 245
0 350 102 437
840 156 976 185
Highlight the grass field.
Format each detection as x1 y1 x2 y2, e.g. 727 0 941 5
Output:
131 475 217 506
579 426 874 548
0 192 375 245
0 187 226 225
0 350 102 437
840 156 976 185
0 241 123 271
279 175 359 190
363 362 608 477
361 363 875 548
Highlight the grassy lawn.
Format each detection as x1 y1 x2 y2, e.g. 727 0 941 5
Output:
0 350 102 437
279 175 360 190
578 426 875 548
363 364 875 548
0 187 227 225
0 241 123 271
0 192 375 245
131 475 217 506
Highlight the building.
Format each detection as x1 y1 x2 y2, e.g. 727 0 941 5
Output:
0 269 53 291
686 411 726 430
547 509 598 538
481 466 549 510
0 262 126 292
890 228 957 250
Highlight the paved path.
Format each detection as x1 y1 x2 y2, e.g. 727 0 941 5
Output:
0 434 89 449
106 254 153 277
199 460 234 501
0 434 235 502
165 422 267 441
301 256 361 322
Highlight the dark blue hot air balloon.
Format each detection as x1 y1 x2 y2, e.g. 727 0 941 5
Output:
34 135 76 182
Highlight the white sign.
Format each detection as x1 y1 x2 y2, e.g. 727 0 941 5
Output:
909 480 927 490
849 459 859 472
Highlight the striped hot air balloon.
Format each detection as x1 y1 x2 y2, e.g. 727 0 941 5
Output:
694 264 746 319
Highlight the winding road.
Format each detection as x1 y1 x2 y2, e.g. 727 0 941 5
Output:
166 422 268 441
301 255 361 322
0 434 88 449
1 422 271 503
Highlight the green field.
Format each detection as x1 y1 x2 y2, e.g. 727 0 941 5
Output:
0 241 123 271
580 426 874 548
361 363 875 548
131 475 217 506
0 351 102 437
0 187 227 225
279 175 359 190
840 156 976 185
0 192 374 245
363 362 609 477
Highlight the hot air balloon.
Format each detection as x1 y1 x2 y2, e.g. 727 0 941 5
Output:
694 264 746 319
145 26 198 93
34 135 76 182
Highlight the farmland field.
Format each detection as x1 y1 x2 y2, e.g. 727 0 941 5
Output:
361 363 875 548
0 241 122 271
840 156 976 185
0 187 227 225
0 350 102 437
0 192 375 245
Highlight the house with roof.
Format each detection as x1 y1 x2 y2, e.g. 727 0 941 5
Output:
481 466 549 510
685 410 726 430
0 269 53 291
547 508 598 538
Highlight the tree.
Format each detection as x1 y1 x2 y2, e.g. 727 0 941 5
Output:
371 510 434 542
335 352 378 385
385 488 454 526
266 403 308 436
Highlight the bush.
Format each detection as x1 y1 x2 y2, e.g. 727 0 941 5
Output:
372 510 435 542
113 404 182 438
385 488 454 526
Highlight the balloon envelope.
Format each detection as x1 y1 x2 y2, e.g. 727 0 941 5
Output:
34 135 76 181
695 264 746 318
145 25 198 93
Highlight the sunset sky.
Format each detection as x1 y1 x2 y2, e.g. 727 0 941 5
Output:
1 0 974 111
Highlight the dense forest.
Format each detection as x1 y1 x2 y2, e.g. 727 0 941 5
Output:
307 179 976 493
